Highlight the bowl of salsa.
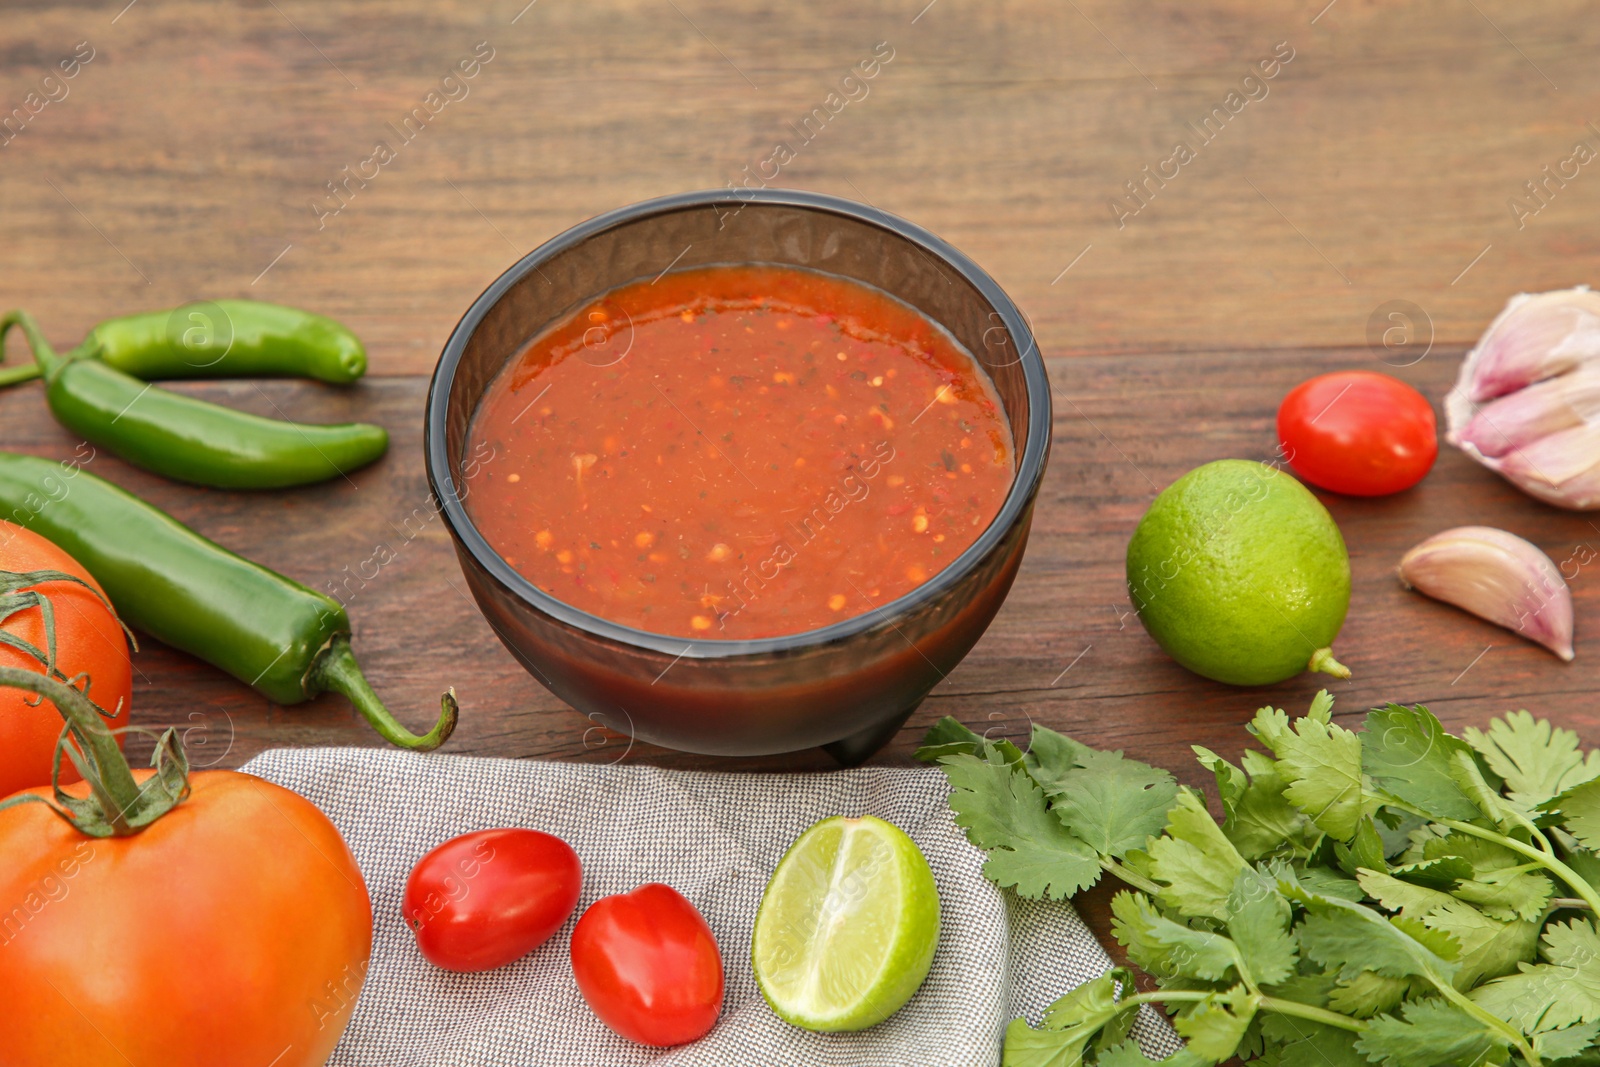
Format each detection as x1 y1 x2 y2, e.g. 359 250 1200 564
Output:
426 189 1050 763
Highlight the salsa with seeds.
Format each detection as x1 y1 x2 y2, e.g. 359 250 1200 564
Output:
466 264 1014 640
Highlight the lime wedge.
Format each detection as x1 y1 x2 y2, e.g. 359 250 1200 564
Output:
752 815 940 1031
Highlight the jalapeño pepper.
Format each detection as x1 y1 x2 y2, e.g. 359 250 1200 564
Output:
0 299 367 386
0 450 455 750
1 310 388 490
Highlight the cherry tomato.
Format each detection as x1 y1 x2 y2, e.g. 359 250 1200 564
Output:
403 828 582 972
571 883 724 1047
1 769 372 1067
0 519 131 799
1277 370 1438 496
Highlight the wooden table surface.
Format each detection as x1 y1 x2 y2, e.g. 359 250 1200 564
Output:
7 0 1600 974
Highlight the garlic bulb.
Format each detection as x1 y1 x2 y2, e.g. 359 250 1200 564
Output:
1398 526 1573 660
1446 286 1600 508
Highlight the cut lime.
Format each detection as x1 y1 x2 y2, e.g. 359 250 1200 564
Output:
752 815 940 1032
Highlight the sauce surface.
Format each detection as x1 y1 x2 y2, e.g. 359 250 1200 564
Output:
466 265 1014 640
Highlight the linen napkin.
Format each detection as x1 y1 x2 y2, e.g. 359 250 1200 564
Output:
243 747 1182 1066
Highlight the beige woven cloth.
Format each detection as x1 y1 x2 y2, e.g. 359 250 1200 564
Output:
244 747 1182 1066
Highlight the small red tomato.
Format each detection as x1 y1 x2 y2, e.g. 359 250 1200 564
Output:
1277 370 1438 496
571 883 724 1047
403 828 582 972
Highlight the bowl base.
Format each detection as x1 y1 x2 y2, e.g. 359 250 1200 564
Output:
821 699 924 767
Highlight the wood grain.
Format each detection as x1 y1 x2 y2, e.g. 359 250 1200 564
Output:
3 1 1600 372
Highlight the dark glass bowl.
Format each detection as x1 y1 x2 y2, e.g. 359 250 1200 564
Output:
425 189 1051 763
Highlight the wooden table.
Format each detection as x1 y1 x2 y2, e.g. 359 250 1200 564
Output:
7 0 1600 968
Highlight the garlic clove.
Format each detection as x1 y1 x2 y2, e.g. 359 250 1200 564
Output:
1495 421 1600 486
1491 452 1600 510
1398 525 1573 660
1457 287 1600 404
1454 360 1600 458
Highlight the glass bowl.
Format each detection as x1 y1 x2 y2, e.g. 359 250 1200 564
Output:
425 189 1051 763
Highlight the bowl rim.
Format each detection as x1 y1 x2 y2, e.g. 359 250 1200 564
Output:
425 187 1051 660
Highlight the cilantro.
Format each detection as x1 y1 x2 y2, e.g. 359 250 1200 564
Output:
1147 791 1247 921
1249 694 1372 840
1354 999 1508 1067
938 747 1102 900
1046 747 1179 858
925 696 1600 1067
1465 712 1600 813
1361 703 1484 823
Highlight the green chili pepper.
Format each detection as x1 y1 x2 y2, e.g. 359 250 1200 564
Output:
0 450 456 751
1 310 388 490
0 299 366 387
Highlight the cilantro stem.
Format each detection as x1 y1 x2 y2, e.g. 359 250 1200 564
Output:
1549 897 1593 912
1101 857 1161 896
1434 814 1600 916
1116 990 1368 1035
1256 996 1366 1034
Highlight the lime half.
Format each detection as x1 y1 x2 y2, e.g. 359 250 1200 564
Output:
753 815 940 1031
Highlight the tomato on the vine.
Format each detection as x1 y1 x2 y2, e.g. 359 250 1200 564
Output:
1 768 372 1067
1277 370 1438 496
571 883 724 1047
0 519 131 799
403 827 582 972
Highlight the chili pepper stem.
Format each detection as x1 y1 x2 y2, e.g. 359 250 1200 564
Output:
310 634 458 751
0 363 42 387
0 309 65 380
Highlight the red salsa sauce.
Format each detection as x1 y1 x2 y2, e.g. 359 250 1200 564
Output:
465 264 1015 640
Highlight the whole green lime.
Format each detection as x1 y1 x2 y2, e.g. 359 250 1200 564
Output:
1126 459 1351 686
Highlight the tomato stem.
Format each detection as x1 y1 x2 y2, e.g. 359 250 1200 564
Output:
0 665 188 836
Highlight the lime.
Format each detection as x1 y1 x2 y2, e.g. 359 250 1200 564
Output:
1126 459 1351 686
752 815 940 1032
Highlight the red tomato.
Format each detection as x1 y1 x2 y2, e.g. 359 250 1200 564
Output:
1277 370 1438 496
403 827 582 972
1 769 372 1067
0 519 131 799
571 883 724 1046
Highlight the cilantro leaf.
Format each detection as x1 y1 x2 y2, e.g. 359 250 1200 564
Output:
1354 998 1508 1067
1451 866 1553 922
1257 1015 1369 1067
1423 902 1539 988
1001 969 1138 1067
1327 970 1414 1018
1193 746 1308 861
1225 869 1297 986
1387 856 1473 890
1096 1042 1210 1067
1334 815 1388 878
1146 790 1247 920
939 750 1102 899
1471 919 1600 1032
1360 703 1483 823
1172 986 1255 1062
1544 779 1600 854
1358 868 1457 917
1110 890 1239 983
1023 722 1093 792
1002 1017 1096 1067
1047 747 1179 858
1297 907 1456 982
1534 1021 1600 1063
1463 711 1600 812
1249 696 1370 840
917 716 1025 766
